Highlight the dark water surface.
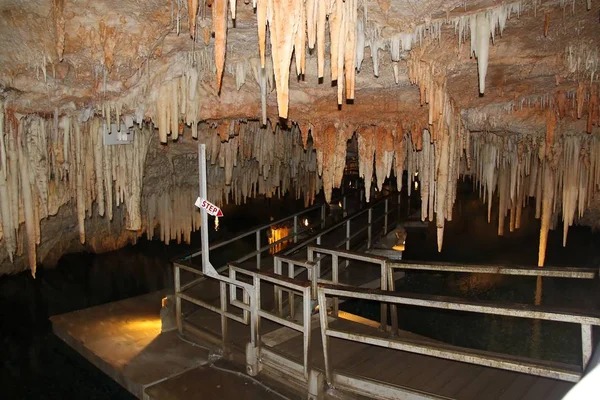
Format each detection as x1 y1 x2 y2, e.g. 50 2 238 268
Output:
342 180 600 366
0 194 307 400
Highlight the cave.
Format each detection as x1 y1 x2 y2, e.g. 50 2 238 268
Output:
1 0 600 399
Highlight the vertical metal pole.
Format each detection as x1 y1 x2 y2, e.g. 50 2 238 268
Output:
255 231 261 270
288 262 296 317
317 289 332 386
293 215 298 243
397 192 401 226
274 258 282 316
253 274 261 347
380 262 387 331
175 265 182 334
302 287 312 380
332 254 339 317
384 198 389 234
367 208 372 250
360 189 364 209
388 265 398 335
198 143 210 274
321 204 326 229
220 281 228 350
344 220 350 269
342 196 347 218
582 324 592 370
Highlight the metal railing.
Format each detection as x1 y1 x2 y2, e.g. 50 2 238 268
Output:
173 187 400 381
228 263 314 379
316 283 600 385
178 186 365 271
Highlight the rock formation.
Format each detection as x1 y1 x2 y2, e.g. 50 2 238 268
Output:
0 0 599 274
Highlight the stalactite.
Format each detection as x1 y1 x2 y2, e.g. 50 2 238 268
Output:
16 119 37 277
188 0 199 38
358 127 375 201
267 0 298 119
213 0 228 91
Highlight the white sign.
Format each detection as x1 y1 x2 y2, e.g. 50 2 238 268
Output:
195 197 223 217
103 123 134 146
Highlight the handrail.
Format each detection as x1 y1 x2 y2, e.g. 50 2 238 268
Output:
283 192 393 256
317 283 599 384
389 260 597 279
176 188 361 262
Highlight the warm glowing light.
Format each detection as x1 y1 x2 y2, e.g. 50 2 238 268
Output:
337 311 380 329
162 297 168 307
214 216 219 231
338 201 342 208
414 181 419 190
127 318 162 332
268 225 292 254
303 218 309 227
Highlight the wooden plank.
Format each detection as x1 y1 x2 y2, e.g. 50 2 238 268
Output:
423 360 469 393
518 376 559 400
454 368 498 400
437 364 485 398
144 363 285 400
498 374 538 400
406 358 456 390
547 380 575 400
472 370 520 400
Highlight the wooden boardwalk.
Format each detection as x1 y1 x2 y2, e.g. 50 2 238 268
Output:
180 288 574 400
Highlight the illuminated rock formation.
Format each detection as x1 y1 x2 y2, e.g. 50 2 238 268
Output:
0 0 599 274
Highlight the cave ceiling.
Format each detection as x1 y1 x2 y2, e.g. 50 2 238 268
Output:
0 0 599 275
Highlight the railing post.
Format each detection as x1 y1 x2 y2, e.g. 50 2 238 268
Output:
344 219 351 269
302 287 312 380
321 204 326 229
255 231 261 269
360 189 364 209
342 196 347 218
288 261 296 317
582 324 592 370
384 197 389 234
380 261 388 331
220 281 228 350
388 264 398 335
274 258 282 316
317 289 332 386
332 254 339 317
397 192 401 225
293 215 298 243
367 208 372 250
175 265 182 334
252 274 261 346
